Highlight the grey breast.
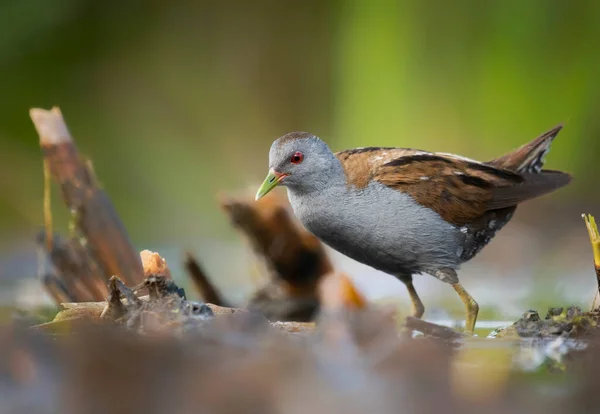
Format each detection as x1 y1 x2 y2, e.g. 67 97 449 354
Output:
287 181 466 276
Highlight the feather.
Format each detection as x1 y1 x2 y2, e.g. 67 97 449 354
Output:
488 124 563 173
488 170 572 210
334 125 571 226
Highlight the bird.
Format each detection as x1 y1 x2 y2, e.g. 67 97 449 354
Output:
254 125 572 333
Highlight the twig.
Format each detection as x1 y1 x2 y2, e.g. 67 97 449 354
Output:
583 213 600 310
184 252 229 306
219 192 333 287
30 107 143 287
43 158 53 251
40 272 73 304
404 316 464 341
36 230 108 302
219 192 334 321
100 277 128 320
247 285 319 322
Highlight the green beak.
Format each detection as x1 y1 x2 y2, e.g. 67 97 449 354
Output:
255 169 287 200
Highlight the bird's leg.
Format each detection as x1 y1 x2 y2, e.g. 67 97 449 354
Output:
401 277 425 318
451 282 479 334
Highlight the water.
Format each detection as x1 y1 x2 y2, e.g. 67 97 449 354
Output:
421 318 590 373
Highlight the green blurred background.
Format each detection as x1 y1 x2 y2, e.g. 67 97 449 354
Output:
1 0 599 319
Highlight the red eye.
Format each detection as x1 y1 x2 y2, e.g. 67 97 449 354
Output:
290 151 304 164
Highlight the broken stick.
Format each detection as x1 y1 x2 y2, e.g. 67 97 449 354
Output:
184 252 229 307
404 316 464 341
583 214 600 310
220 191 333 321
37 230 108 302
31 107 143 287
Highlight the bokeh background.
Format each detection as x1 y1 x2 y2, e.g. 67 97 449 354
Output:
1 0 599 321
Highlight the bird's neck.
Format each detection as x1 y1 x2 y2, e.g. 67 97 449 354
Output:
288 157 346 198
285 158 346 229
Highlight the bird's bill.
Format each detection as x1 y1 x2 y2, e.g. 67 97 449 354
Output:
255 169 288 200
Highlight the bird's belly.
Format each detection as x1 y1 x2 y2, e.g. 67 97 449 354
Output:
290 182 465 275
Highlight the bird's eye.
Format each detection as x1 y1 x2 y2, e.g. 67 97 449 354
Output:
290 151 304 164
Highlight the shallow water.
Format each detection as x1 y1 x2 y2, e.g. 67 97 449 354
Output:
425 319 589 374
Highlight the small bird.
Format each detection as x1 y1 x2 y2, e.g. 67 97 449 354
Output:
255 126 572 333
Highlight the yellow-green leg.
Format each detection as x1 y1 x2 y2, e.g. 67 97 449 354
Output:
402 279 425 318
452 283 479 334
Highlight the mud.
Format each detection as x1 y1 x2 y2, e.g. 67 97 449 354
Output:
490 306 600 339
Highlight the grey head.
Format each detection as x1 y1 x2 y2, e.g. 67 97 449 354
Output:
255 132 344 200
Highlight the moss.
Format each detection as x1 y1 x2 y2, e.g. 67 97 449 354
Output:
491 306 600 339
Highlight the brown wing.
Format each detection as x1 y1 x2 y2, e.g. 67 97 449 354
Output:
488 170 571 209
335 148 571 227
372 153 524 226
335 147 424 189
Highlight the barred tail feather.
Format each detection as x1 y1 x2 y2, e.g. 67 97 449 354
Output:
488 124 563 174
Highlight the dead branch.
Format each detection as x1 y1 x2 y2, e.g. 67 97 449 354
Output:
219 191 333 321
219 191 333 287
247 283 319 322
583 214 600 310
31 107 143 287
39 272 72 304
184 252 230 307
140 250 172 279
36 230 108 302
404 316 464 341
